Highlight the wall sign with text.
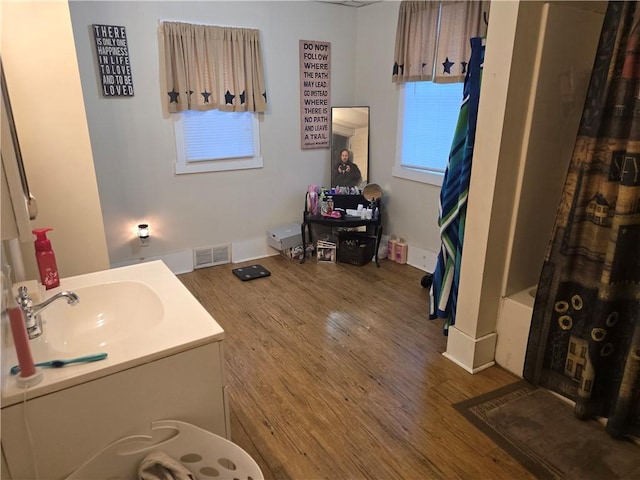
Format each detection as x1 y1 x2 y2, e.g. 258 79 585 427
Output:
92 24 134 97
299 40 331 150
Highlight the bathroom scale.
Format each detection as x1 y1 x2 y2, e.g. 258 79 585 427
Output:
232 264 271 282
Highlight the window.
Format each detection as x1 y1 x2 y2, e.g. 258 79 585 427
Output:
566 359 574 373
174 109 262 174
394 81 463 186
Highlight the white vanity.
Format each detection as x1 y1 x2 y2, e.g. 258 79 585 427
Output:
1 261 228 480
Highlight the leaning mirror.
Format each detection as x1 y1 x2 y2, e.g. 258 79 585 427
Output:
330 106 369 189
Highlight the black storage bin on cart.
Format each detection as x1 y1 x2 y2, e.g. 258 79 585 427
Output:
337 231 377 266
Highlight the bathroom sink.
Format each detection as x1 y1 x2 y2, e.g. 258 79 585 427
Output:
2 260 224 407
1 261 229 480
34 281 163 354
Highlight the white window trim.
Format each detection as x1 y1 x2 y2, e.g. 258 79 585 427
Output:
392 165 444 186
173 113 263 175
393 89 444 187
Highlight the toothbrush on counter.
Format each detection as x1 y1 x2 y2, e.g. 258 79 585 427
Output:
10 353 108 375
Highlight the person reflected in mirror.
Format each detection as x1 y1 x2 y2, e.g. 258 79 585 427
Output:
332 149 362 187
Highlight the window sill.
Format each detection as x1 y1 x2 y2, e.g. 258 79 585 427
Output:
175 156 263 175
392 166 443 187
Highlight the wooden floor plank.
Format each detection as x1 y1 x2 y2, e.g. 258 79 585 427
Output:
179 255 533 479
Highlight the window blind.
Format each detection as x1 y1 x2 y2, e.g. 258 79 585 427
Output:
181 110 255 162
401 81 463 173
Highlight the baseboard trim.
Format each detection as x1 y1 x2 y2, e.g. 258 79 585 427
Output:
444 326 497 374
406 246 437 272
111 249 194 275
110 241 435 276
442 352 496 374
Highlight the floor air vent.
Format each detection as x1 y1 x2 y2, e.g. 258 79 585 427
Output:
193 244 231 269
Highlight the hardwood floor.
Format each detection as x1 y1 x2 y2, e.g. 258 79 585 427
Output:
178 255 533 480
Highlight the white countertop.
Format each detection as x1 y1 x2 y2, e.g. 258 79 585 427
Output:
1 261 224 407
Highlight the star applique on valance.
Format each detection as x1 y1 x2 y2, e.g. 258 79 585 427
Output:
442 57 454 74
168 90 179 103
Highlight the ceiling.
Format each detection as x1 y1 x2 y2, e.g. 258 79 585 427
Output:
318 1 381 7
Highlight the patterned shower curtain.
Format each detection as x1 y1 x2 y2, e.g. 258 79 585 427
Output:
429 37 484 335
524 1 640 439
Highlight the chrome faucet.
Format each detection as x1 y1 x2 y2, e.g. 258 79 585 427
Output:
16 286 79 339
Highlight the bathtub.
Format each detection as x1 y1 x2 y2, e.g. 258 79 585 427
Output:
495 286 536 377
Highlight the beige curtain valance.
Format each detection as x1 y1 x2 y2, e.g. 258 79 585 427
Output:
392 1 489 84
162 21 267 113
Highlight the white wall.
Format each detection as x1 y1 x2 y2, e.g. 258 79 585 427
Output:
2 0 443 274
1 0 109 279
68 1 359 266
356 2 442 271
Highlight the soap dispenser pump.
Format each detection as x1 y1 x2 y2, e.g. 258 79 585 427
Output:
33 227 60 290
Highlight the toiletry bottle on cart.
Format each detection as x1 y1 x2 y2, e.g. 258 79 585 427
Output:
320 188 328 215
33 228 60 290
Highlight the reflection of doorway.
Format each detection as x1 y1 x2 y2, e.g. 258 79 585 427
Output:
331 134 348 187
331 106 369 186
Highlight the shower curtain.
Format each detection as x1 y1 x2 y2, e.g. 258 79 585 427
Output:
430 37 484 335
524 1 640 439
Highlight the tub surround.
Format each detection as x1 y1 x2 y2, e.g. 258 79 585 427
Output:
495 286 536 377
448 2 605 373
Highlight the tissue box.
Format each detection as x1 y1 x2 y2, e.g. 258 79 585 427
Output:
267 223 302 251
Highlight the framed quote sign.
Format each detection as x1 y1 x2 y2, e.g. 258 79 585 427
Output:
92 24 134 97
299 40 331 150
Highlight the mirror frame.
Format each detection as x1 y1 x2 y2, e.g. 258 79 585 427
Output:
330 106 369 189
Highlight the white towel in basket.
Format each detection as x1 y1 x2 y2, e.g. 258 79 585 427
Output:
138 450 195 480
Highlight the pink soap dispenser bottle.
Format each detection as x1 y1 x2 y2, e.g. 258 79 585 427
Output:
33 227 60 290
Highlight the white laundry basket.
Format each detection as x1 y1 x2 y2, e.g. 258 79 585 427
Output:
66 420 263 480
